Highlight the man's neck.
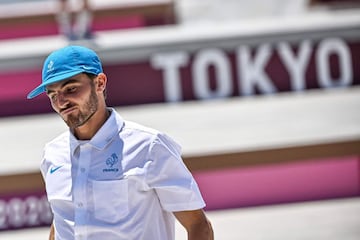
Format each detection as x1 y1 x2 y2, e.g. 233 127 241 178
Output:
73 107 110 140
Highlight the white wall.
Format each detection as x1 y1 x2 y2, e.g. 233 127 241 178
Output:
175 0 310 24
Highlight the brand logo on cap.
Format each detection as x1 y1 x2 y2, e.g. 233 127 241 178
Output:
47 60 55 73
82 65 92 70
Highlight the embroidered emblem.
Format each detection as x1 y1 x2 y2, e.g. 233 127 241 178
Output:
82 65 92 70
47 60 55 73
50 165 63 174
103 153 119 172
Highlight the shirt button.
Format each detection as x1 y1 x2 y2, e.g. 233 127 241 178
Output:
80 168 86 173
77 202 83 208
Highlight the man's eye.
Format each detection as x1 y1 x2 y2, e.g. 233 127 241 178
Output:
67 87 77 93
50 95 57 101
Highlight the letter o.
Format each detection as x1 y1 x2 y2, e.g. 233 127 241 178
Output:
316 38 353 88
192 49 232 99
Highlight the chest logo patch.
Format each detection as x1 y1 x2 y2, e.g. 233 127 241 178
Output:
103 153 119 172
50 165 63 174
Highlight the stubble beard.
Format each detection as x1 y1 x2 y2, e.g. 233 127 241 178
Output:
64 89 99 129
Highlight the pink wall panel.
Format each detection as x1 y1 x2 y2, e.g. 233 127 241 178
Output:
0 70 40 100
194 157 360 210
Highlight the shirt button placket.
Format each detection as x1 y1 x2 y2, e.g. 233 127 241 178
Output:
74 144 91 239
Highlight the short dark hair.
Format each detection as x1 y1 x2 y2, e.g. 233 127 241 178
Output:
85 72 107 100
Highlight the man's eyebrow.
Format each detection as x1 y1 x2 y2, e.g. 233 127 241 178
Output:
46 79 79 94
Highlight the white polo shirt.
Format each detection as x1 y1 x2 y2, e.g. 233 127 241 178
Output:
40 108 205 240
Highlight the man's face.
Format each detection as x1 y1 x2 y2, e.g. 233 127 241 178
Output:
46 73 98 129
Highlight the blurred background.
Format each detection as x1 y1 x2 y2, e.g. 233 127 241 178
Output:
0 0 359 239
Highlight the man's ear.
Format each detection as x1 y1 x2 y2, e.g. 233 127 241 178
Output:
96 73 107 92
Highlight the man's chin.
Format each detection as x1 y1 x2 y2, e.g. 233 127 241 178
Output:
62 108 97 129
64 116 81 129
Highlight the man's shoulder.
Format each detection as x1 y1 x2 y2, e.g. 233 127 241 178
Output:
122 120 161 137
40 131 70 175
122 120 180 151
45 131 69 149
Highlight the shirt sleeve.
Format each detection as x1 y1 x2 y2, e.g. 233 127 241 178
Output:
39 148 49 180
145 133 206 212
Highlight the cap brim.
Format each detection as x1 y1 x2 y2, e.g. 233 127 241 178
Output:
27 70 83 99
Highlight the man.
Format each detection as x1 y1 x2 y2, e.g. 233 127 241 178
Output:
56 0 93 40
27 45 213 240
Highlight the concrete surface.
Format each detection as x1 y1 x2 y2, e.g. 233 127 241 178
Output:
1 197 359 239
1 87 359 174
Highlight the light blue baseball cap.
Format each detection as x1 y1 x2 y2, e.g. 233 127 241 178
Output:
27 45 103 99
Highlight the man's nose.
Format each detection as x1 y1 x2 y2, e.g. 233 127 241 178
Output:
57 93 69 108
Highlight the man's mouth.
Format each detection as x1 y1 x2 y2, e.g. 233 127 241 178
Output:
60 106 77 116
